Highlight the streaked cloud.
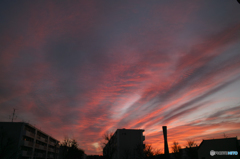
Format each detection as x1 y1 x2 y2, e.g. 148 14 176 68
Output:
0 0 240 155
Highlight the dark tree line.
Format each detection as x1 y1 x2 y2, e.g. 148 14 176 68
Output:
171 140 198 159
60 137 85 159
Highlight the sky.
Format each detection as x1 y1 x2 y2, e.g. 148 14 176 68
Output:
0 0 240 155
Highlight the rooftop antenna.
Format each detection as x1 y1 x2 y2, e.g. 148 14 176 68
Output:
223 133 228 138
10 108 17 122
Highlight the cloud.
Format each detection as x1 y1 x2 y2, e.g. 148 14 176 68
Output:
0 0 240 155
206 105 240 121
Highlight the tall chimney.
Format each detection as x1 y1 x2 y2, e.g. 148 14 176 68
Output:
162 126 169 155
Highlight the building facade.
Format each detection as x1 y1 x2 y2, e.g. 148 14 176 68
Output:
0 122 59 159
103 129 145 159
198 137 240 159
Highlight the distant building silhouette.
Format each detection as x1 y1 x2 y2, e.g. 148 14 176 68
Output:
198 137 240 159
0 122 59 159
86 155 104 159
179 146 198 159
103 128 145 159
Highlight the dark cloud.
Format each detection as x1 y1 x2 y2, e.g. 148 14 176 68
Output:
162 75 240 120
206 105 240 120
0 0 240 155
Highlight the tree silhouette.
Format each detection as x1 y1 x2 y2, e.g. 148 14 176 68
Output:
186 140 197 148
185 140 198 159
153 148 163 156
102 132 116 159
171 141 181 159
134 143 163 159
60 137 84 159
144 144 154 157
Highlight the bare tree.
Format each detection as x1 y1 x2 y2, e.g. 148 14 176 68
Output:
171 141 181 159
171 141 181 153
60 137 84 159
102 132 116 159
102 132 114 145
153 148 163 155
141 144 162 159
144 144 154 157
186 140 197 148
185 140 198 159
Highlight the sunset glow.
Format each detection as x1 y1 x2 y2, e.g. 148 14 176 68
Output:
0 0 240 155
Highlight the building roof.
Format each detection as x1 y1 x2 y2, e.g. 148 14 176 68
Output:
116 128 145 132
198 137 239 150
112 128 145 136
0 121 59 142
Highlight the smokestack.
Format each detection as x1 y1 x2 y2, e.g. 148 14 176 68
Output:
162 126 169 155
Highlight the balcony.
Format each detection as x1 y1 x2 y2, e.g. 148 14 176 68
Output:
48 147 55 152
22 150 32 156
47 154 54 158
142 135 145 141
39 145 44 150
34 153 46 158
23 140 34 147
41 136 48 143
49 141 57 146
34 153 39 157
35 144 40 149
36 135 41 140
37 136 47 143
24 130 35 138
42 153 47 158
37 145 47 151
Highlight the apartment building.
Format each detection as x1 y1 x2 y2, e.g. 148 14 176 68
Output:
0 122 59 159
103 129 145 159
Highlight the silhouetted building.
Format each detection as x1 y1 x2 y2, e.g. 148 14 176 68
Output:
86 155 104 159
0 122 59 159
198 137 240 159
103 128 145 159
145 154 166 159
179 147 198 159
